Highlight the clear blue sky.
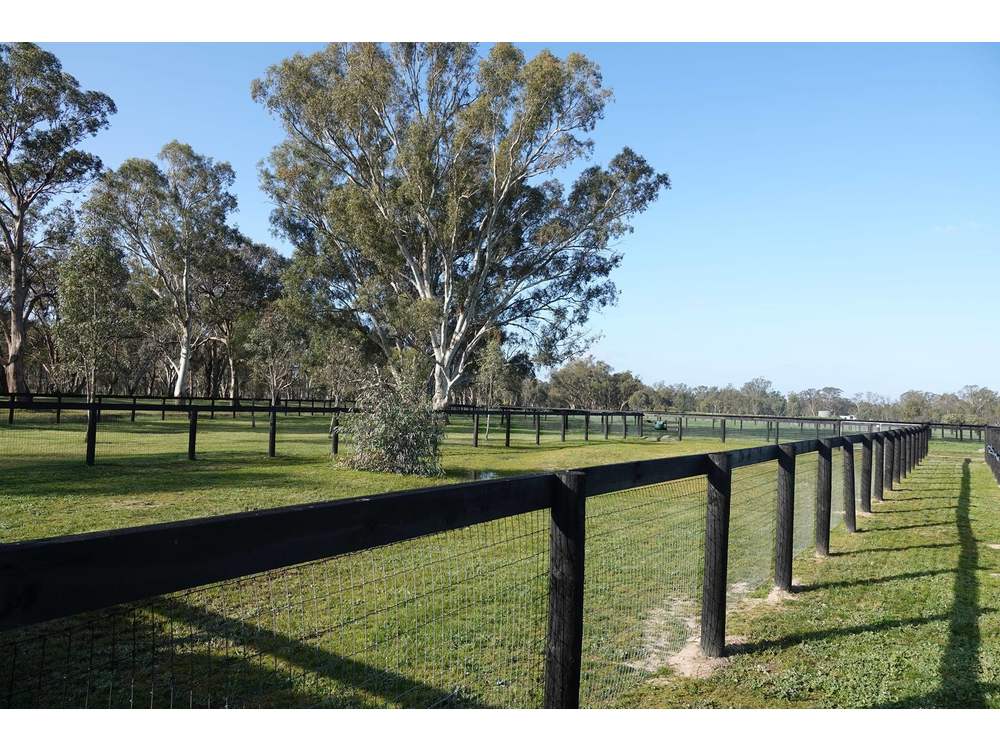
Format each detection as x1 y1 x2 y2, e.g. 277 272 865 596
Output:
43 43 1000 398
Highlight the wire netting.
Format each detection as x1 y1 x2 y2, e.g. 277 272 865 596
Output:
579 476 706 708
793 451 818 555
0 510 549 709
728 461 778 598
0 407 89 468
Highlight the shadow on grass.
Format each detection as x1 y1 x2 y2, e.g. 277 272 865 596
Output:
793 568 957 593
148 597 491 709
878 458 986 708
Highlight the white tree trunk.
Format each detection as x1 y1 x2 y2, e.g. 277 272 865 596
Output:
173 327 192 398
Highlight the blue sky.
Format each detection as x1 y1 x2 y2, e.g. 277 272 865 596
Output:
43 43 1000 398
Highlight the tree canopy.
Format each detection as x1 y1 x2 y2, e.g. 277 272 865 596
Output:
253 43 669 407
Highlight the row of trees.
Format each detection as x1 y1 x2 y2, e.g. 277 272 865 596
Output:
457 352 1000 426
2 43 669 407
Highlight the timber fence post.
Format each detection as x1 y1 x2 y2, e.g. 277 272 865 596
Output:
505 411 511 448
544 470 586 709
721 418 726 444
536 412 541 445
775 443 796 591
268 406 277 457
816 439 833 556
843 441 856 533
701 452 732 657
892 430 902 487
873 433 884 501
85 405 97 466
473 412 480 447
860 434 873 513
584 413 590 441
331 415 339 456
188 408 198 460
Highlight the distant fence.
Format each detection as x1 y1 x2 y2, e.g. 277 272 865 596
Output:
985 426 1000 484
0 424 930 708
658 411 982 443
1 398 646 467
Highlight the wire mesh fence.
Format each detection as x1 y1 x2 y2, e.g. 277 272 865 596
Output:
1 509 549 708
579 476 706 707
728 461 779 598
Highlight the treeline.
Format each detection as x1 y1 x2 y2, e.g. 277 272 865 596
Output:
471 355 1000 425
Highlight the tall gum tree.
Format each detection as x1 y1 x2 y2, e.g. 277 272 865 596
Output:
83 141 237 397
0 43 115 394
253 43 669 408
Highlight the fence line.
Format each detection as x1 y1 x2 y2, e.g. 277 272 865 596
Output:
0 424 930 708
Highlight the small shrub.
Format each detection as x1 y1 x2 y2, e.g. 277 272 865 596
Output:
341 373 444 476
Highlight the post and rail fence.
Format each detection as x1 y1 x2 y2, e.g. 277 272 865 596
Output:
0 424 930 708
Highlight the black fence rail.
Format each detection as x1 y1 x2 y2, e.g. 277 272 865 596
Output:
0 425 930 708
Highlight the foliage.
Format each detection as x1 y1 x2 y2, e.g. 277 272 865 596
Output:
0 43 116 392
52 223 135 399
244 302 308 403
83 141 238 396
341 369 444 476
253 42 670 407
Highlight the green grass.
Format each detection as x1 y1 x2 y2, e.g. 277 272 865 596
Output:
625 439 1000 708
0 410 764 543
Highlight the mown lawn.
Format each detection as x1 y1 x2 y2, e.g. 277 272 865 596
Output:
625 439 1000 708
0 410 775 543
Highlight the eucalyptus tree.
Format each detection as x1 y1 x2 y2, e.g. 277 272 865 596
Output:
0 43 116 394
201 235 286 400
53 224 135 400
253 42 669 408
84 141 237 397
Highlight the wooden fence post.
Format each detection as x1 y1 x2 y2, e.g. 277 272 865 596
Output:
85 406 97 466
873 433 884 501
775 444 796 591
55 393 61 424
816 439 833 556
331 415 339 456
268 407 277 457
638 413 643 438
584 413 590 441
544 470 586 709
536 412 541 445
188 409 198 460
504 412 511 448
130 396 137 423
561 413 567 442
721 418 726 443
892 431 902 486
622 413 627 439
161 396 166 421
843 441 856 533
473 412 480 447
775 420 780 445
885 431 896 492
860 434 873 513
7 394 14 425
604 414 609 440
701 452 732 657
677 417 683 441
